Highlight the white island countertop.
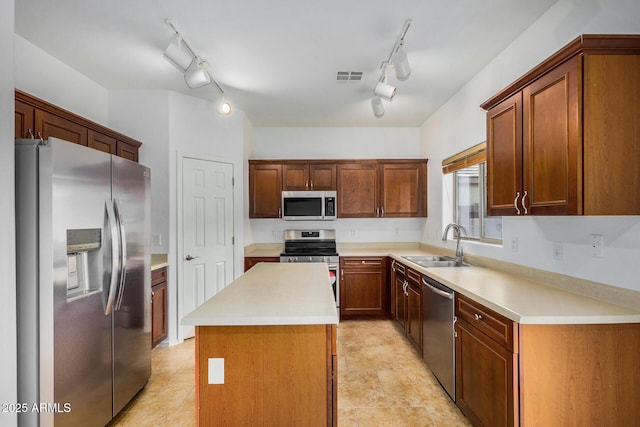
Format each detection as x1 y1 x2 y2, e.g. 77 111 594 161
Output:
182 263 339 327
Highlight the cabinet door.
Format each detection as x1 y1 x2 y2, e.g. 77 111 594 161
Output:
282 163 310 190
309 163 337 190
393 274 407 327
15 100 35 139
455 319 518 427
249 163 282 218
88 130 117 155
35 109 88 146
337 163 379 218
380 161 427 217
487 92 523 216
339 257 388 320
406 282 422 354
151 282 168 348
522 57 581 215
116 140 139 162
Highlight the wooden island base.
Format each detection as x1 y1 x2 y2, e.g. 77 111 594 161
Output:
195 324 337 426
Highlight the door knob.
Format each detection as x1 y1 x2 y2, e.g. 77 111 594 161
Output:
185 255 200 261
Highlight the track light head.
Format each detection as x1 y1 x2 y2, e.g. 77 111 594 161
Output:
371 96 384 118
184 61 211 88
374 81 396 102
163 38 193 72
392 47 411 81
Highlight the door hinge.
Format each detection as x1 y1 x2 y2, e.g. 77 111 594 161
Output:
232 177 235 186
232 236 235 245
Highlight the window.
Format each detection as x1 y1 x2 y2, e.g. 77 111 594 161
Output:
454 163 501 243
443 143 502 244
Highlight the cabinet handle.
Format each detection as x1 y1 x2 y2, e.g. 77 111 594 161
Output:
375 207 380 217
391 259 396 269
305 180 309 189
310 180 314 190
522 190 528 215
380 207 384 217
474 313 483 321
27 129 34 139
37 131 43 141
278 207 282 218
514 192 521 215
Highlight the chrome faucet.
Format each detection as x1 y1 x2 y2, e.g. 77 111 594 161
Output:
442 223 464 264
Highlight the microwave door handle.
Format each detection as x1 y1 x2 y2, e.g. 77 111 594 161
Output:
113 199 128 311
104 200 120 315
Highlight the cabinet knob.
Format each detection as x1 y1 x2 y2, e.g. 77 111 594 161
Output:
514 192 521 215
474 313 483 321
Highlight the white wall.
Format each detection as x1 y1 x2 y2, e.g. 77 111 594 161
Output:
249 127 426 244
420 0 640 292
109 90 249 344
14 35 109 125
1 0 17 424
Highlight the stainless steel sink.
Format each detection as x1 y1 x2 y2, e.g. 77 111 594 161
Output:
401 255 468 268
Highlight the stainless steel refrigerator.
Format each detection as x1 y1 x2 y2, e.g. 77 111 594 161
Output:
16 137 151 426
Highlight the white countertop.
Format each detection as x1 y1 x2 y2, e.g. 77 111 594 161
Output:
181 263 339 326
243 243 640 325
393 258 640 325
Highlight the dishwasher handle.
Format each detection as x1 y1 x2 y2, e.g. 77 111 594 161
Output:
422 277 454 299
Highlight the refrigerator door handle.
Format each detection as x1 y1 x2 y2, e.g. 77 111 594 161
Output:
105 199 121 315
114 199 128 311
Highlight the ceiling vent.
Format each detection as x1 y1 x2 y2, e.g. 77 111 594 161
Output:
336 71 363 82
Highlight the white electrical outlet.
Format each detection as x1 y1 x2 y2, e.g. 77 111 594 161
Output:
553 242 563 261
208 358 224 384
591 234 604 258
511 237 519 253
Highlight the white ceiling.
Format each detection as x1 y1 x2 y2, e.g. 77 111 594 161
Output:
15 0 557 127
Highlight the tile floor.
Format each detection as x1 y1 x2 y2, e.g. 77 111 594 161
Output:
109 320 471 426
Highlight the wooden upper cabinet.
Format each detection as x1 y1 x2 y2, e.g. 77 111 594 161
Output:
486 92 523 216
88 130 117 154
14 90 142 162
380 161 427 217
36 109 88 146
482 34 640 215
15 100 35 139
337 162 379 218
249 163 282 218
282 162 336 190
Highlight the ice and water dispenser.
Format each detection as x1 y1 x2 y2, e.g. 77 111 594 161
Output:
66 228 102 300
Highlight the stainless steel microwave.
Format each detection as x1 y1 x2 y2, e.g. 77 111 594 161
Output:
282 191 337 221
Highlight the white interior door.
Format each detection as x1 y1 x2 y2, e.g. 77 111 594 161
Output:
180 157 234 339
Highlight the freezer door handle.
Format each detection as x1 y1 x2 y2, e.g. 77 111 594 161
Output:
114 199 128 311
105 200 121 315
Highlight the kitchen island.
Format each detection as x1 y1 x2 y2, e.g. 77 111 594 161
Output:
182 262 339 427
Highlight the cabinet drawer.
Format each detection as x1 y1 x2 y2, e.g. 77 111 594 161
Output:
456 294 517 352
406 267 421 284
341 257 384 269
392 260 406 275
152 266 167 286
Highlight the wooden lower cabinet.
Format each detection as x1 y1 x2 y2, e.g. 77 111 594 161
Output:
244 256 280 272
195 324 337 426
391 260 422 355
339 257 388 320
455 293 640 427
151 267 168 348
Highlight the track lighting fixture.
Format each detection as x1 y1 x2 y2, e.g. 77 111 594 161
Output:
164 37 193 72
370 19 412 117
374 80 396 102
371 96 384 118
163 19 233 114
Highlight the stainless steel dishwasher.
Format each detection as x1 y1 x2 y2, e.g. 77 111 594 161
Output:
422 274 456 401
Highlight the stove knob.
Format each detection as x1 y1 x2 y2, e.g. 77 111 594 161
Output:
308 257 312 262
